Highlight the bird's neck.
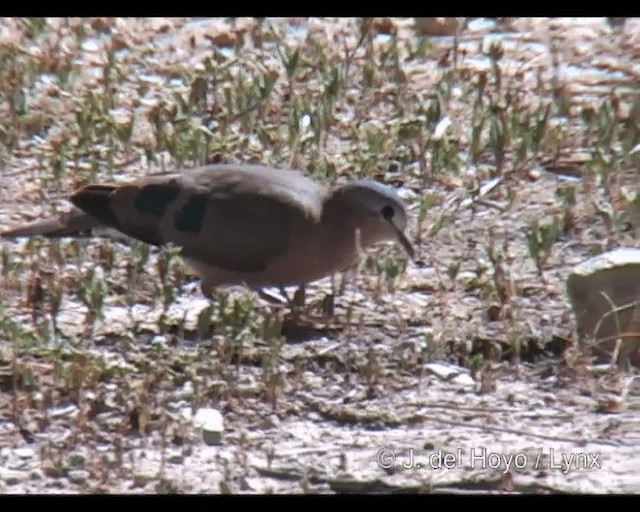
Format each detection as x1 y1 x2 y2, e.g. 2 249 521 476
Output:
322 198 379 248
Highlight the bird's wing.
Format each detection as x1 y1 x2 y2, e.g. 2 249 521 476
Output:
66 164 326 273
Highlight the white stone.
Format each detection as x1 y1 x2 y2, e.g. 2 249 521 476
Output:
452 374 475 387
0 467 28 483
424 362 461 380
193 408 224 446
49 405 79 419
13 447 35 459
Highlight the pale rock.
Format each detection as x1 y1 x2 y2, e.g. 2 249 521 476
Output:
67 469 89 484
452 373 475 388
0 467 28 484
566 248 640 367
13 447 35 459
193 408 224 446
50 404 79 419
424 362 460 380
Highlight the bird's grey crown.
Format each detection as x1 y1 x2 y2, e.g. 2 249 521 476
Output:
340 178 409 229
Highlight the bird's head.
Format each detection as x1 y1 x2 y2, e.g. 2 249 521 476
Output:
329 179 415 260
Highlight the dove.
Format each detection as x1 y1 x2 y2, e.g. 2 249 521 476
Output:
1 164 415 300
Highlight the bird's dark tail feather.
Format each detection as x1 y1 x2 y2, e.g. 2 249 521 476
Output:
1 208 103 239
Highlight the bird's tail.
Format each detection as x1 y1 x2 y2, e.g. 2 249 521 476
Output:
1 207 105 239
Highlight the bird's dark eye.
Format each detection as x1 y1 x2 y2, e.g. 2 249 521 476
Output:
381 205 395 220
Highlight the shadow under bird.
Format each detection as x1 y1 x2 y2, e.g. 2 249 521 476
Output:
1 164 415 300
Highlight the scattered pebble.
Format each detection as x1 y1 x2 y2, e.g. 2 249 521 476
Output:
432 116 452 139
181 407 193 422
67 469 89 485
452 374 476 388
151 335 168 346
193 408 224 446
81 39 101 53
49 405 79 419
14 447 35 459
457 271 479 286
132 473 154 488
0 467 29 484
167 452 185 465
424 362 461 380
265 414 280 429
176 382 194 400
527 168 543 180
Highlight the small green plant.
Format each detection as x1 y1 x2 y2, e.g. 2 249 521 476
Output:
555 183 578 234
0 304 38 349
485 236 513 315
261 334 285 409
74 266 106 341
525 215 565 276
18 17 48 39
154 244 183 332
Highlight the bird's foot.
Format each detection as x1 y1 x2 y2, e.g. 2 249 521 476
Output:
259 285 305 310
258 285 335 325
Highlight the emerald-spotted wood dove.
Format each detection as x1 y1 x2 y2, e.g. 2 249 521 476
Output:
1 164 415 297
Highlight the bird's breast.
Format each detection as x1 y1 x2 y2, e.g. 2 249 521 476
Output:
262 225 361 287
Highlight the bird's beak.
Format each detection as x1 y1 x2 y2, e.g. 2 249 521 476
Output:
388 220 415 261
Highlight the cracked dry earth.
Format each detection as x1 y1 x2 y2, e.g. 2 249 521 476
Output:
0 17 638 494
